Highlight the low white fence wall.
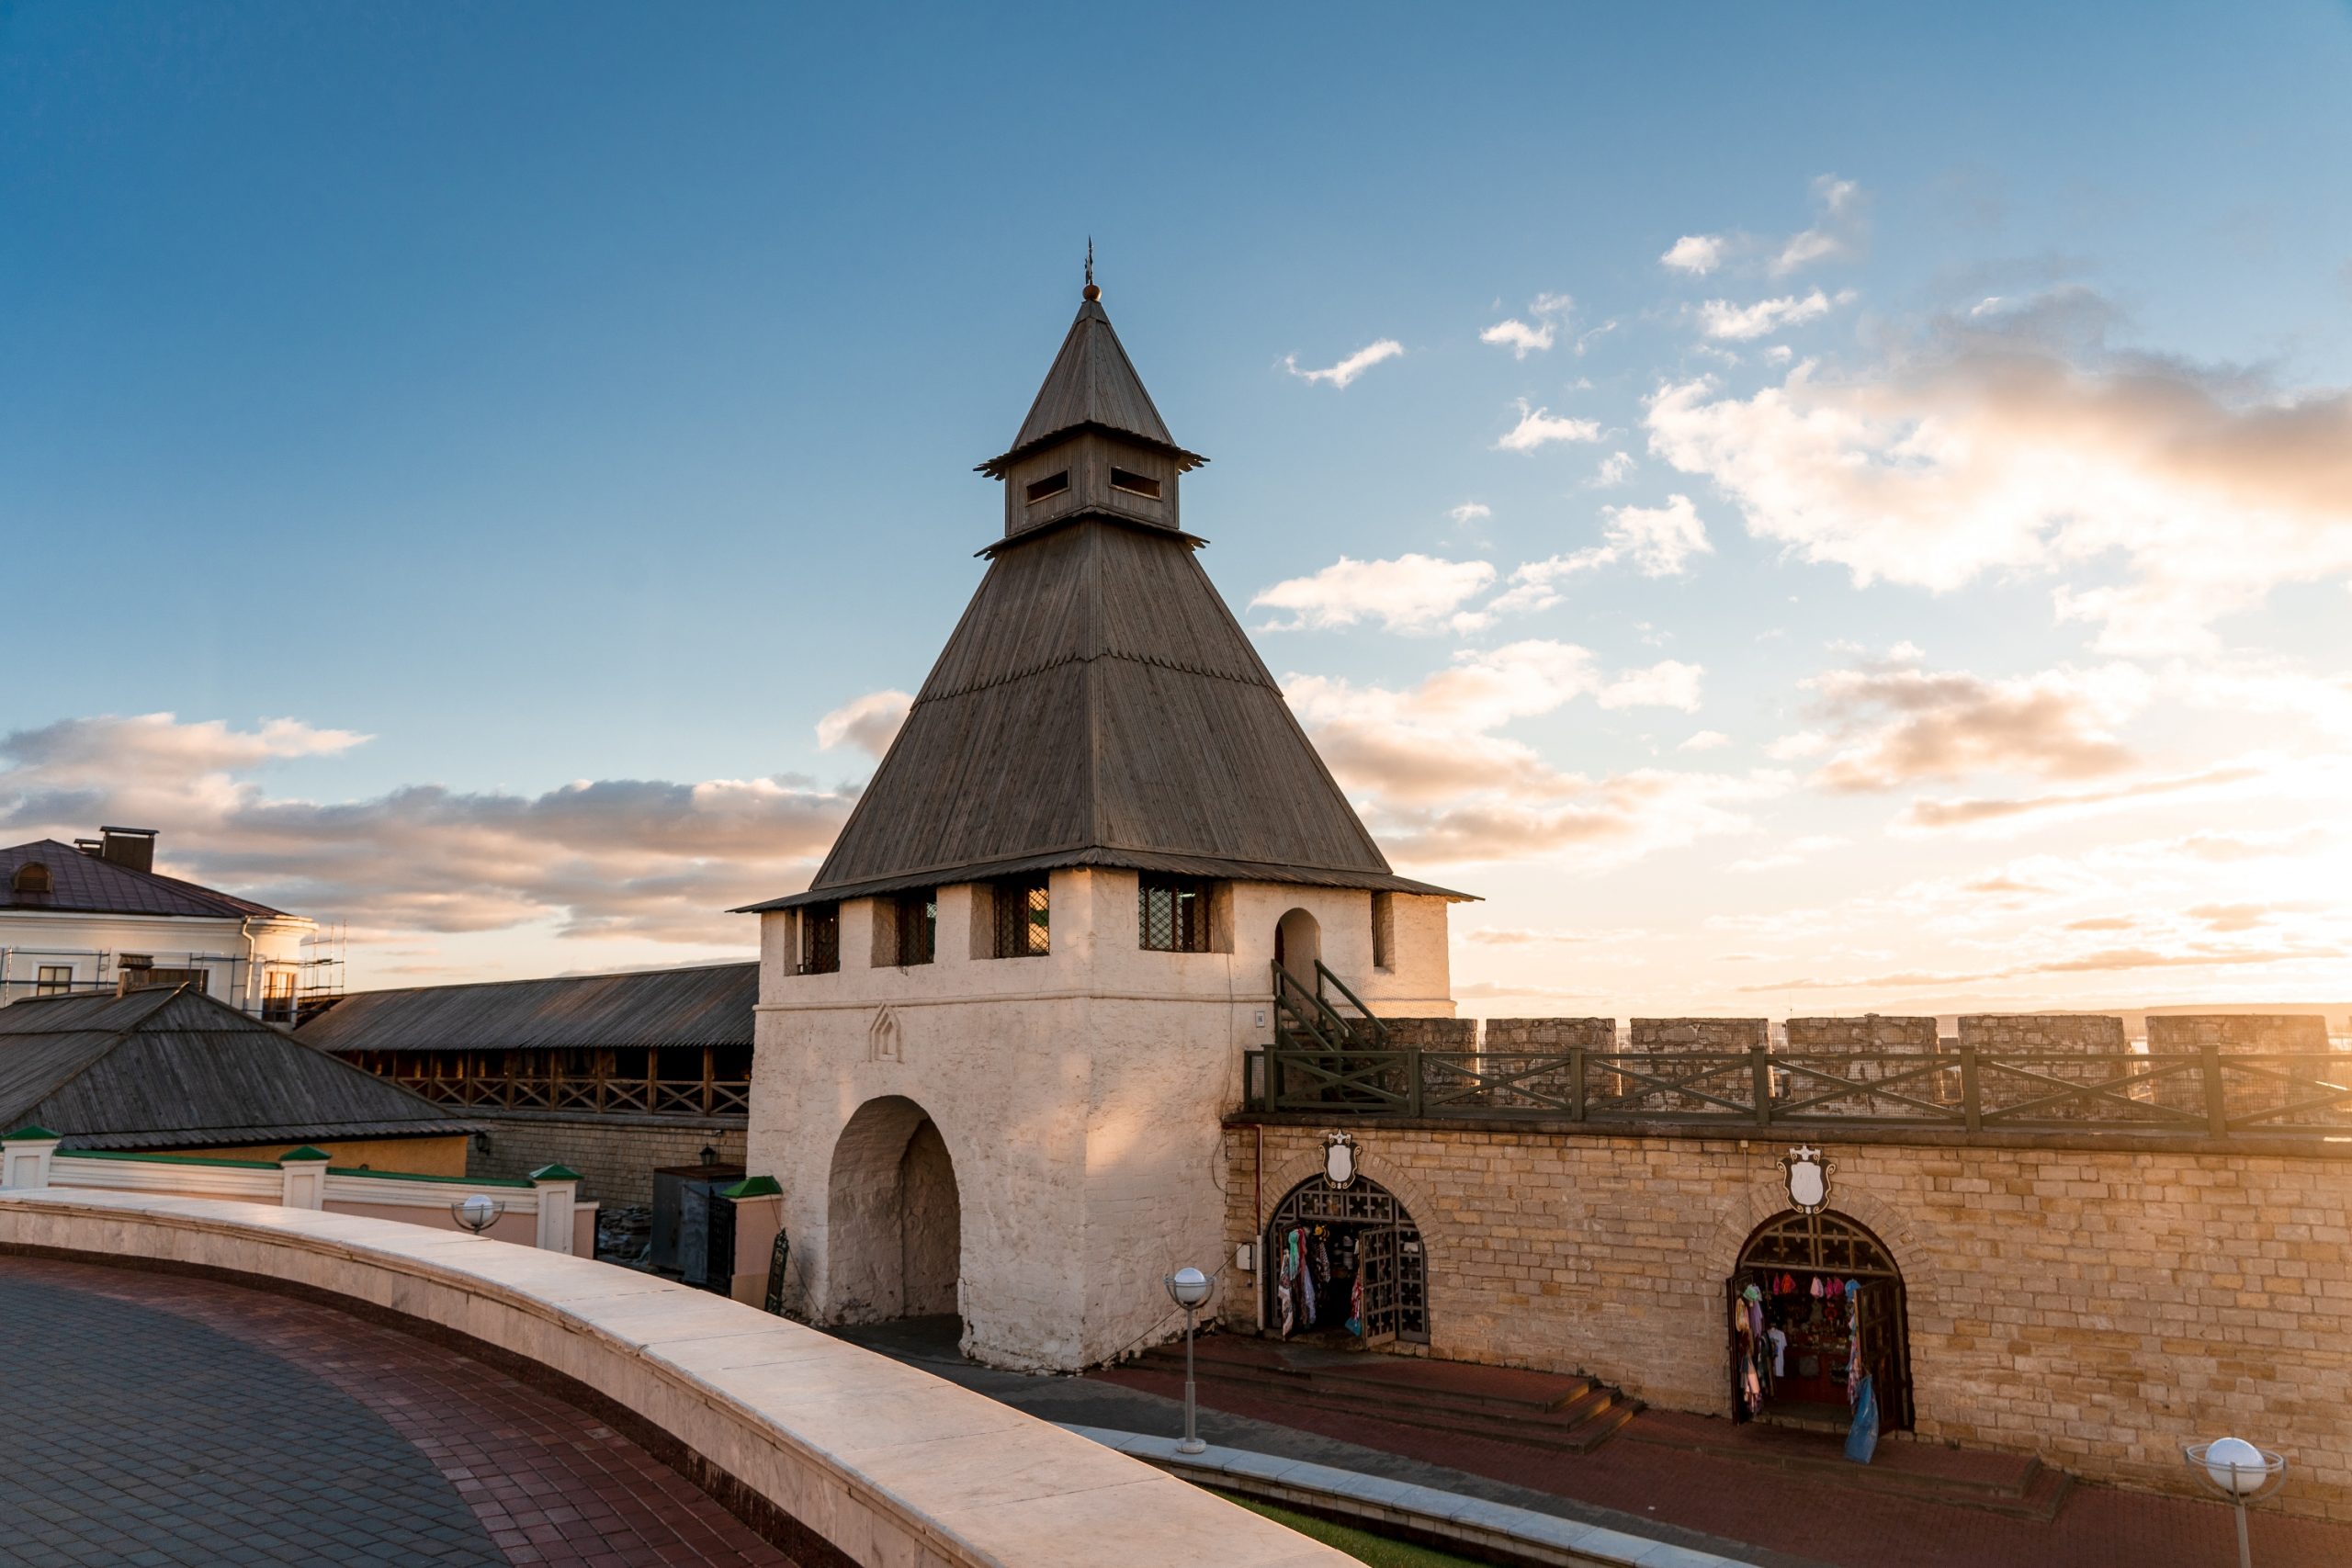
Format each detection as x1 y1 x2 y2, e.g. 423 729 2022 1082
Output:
0 1190 1342 1568
0 1132 594 1254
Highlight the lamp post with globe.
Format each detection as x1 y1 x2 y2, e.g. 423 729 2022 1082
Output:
1162 1267 1214 1455
2183 1437 2287 1568
449 1194 504 1235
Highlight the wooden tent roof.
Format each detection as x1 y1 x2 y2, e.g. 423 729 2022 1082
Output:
0 986 477 1150
297 962 756 1055
741 519 1464 911
978 298 1207 478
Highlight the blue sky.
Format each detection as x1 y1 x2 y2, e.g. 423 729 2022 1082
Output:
6 4 2350 1010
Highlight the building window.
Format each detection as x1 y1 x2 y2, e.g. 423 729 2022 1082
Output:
888 890 936 967
1138 874 1214 953
799 903 841 975
121 964 206 995
1371 892 1395 972
1108 467 1161 500
1024 470 1069 504
262 970 298 1023
35 964 71 995
10 862 51 896
989 874 1050 958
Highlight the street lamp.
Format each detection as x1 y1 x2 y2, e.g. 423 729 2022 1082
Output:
1163 1266 1214 1455
449 1194 504 1235
2183 1438 2287 1568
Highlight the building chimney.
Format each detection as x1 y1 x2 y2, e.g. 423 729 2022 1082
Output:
98 827 157 874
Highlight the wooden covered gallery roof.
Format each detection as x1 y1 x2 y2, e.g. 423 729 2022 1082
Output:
743 288 1466 912
0 986 476 1150
297 961 757 1056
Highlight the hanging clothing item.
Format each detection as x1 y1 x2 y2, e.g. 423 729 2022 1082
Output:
1277 1229 1303 1338
1346 1271 1365 1337
1766 1326 1788 1377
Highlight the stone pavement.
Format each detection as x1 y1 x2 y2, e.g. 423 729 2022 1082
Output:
0 1257 796 1567
837 1317 2352 1568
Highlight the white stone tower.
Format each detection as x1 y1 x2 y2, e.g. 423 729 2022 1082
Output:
741 268 1464 1371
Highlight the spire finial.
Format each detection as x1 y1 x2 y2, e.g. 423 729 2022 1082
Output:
1082 238 1099 301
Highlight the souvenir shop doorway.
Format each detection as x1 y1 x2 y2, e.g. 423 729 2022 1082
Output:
1264 1172 1429 1348
1728 1209 1912 1433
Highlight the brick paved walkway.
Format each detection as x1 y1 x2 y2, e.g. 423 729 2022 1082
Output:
0 1257 797 1567
1096 1360 2352 1568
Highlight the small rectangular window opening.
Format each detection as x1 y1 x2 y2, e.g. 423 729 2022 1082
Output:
800 903 841 975
1108 467 1161 500
1371 892 1396 972
893 890 937 967
1025 471 1070 504
989 874 1050 958
35 964 71 996
1138 874 1214 953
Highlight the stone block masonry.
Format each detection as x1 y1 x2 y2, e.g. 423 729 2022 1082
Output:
1479 1018 1616 1050
2146 1013 2330 1052
469 1112 747 1206
1381 1017 1477 1049
1223 1122 2352 1522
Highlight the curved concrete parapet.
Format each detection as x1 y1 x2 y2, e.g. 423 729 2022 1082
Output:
0 1189 1345 1568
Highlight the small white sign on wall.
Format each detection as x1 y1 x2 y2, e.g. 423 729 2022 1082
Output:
1322 1130 1358 1188
1781 1145 1832 1213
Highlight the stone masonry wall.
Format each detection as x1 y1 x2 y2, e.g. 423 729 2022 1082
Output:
1957 1013 2126 1051
2146 1014 2330 1052
1380 1017 1478 1049
1785 1015 1951 1103
1626 1018 1767 1111
1223 1124 2352 1520
1786 1016 1939 1051
470 1113 748 1206
1480 1018 1617 1050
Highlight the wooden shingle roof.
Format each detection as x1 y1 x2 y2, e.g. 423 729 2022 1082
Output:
978 299 1207 478
0 986 476 1150
296 962 756 1055
741 520 1464 910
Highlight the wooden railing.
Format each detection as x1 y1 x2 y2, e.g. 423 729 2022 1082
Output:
1240 1045 2352 1139
385 1068 751 1119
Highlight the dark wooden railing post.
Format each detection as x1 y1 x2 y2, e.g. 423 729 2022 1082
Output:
1407 1048 1424 1119
1960 1045 1982 1133
1750 1045 1773 1126
1569 1047 1587 1122
2202 1043 2229 1138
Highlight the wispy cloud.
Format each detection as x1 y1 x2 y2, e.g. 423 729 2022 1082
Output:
815 690 912 758
1496 399 1603 451
1698 288 1852 341
1480 292 1576 358
1487 495 1713 615
1252 554 1498 634
1660 234 1724 276
1448 502 1493 525
1283 338 1405 388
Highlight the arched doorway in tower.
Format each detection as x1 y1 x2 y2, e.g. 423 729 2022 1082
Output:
824 1096 963 1328
1728 1208 1912 1432
1264 1170 1427 1348
1273 908 1321 989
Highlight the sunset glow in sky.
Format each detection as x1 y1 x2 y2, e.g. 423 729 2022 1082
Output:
6 5 2349 1014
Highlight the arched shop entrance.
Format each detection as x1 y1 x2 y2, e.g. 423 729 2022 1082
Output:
1264 1172 1428 1348
1729 1209 1912 1431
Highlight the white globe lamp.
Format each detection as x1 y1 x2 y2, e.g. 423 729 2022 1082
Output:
1162 1266 1215 1455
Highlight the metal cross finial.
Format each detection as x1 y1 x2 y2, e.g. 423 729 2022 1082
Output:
1083 238 1099 301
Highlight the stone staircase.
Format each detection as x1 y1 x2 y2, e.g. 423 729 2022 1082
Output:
1126 1334 1643 1455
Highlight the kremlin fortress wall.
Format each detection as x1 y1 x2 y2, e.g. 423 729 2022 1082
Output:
1227 1012 2352 1520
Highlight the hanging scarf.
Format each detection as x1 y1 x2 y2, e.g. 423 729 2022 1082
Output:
1346 1271 1364 1337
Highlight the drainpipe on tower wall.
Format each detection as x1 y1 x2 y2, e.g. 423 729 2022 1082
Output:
238 916 259 1016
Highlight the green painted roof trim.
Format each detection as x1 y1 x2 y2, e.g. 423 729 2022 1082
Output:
719 1175 781 1199
325 1165 533 1189
59 1149 281 1170
2 1125 62 1142
528 1163 582 1182
277 1146 334 1164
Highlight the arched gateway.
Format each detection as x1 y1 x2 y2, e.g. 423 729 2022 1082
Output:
1264 1172 1428 1347
825 1096 963 1327
1728 1208 1912 1431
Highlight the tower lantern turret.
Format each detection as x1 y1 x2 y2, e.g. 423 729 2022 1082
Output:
977 257 1208 545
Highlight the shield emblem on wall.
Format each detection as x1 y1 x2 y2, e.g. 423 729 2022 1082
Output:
1323 1131 1358 1188
1781 1145 1831 1213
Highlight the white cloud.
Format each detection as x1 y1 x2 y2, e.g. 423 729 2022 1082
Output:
1448 502 1493 525
815 690 913 758
0 713 854 946
1599 660 1705 712
1698 288 1851 341
1645 299 2352 651
1797 659 2147 793
1727 833 1852 874
1589 451 1636 488
1283 339 1405 389
1251 554 1498 634
1770 175 1865 276
1679 730 1733 752
1661 235 1724 276
1481 293 1575 358
1489 495 1713 616
1496 400 1603 452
